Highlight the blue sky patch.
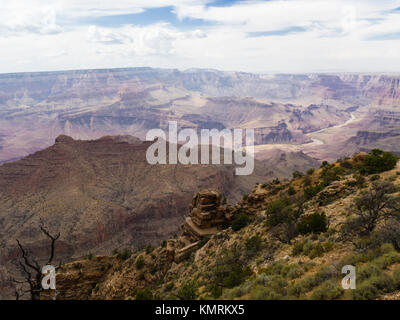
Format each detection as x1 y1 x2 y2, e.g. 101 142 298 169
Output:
205 0 245 7
247 26 308 37
77 6 213 29
367 32 400 41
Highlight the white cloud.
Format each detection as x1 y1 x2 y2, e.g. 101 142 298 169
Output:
0 0 399 73
44 50 68 59
0 3 63 35
87 24 206 55
87 26 131 45
0 0 205 35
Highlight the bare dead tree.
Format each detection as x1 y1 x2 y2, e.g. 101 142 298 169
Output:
9 224 60 300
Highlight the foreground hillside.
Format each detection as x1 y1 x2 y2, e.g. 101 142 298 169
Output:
46 149 400 300
0 134 320 299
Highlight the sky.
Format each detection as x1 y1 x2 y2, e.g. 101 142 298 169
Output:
0 0 399 74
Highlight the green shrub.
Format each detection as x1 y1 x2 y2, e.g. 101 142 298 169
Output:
359 149 398 175
210 248 251 289
320 165 345 186
292 239 332 259
372 251 400 269
293 171 304 179
288 266 337 297
117 248 131 260
340 160 353 169
357 264 381 282
368 274 395 293
249 275 287 299
288 186 296 196
302 239 314 256
231 213 250 231
307 168 315 175
392 266 400 289
245 235 262 257
303 176 312 187
370 174 380 181
297 212 328 235
261 261 285 276
178 281 198 300
347 274 394 300
291 241 305 256
223 265 250 288
281 264 304 279
346 282 378 300
265 199 293 228
304 184 324 200
321 161 329 168
149 264 157 275
323 241 334 252
310 281 344 300
145 245 154 254
208 283 223 298
250 287 282 300
135 255 145 270
346 174 366 188
135 288 153 300
309 243 325 259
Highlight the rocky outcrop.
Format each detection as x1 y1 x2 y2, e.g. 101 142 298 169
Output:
314 180 352 205
254 123 295 144
183 190 232 241
166 190 233 263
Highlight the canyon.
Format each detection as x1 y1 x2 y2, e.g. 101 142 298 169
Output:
1 68 399 165
1 68 400 299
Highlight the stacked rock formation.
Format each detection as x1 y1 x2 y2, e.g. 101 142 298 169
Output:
166 190 232 263
182 190 230 241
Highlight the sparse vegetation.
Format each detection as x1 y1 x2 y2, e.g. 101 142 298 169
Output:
297 212 328 235
343 181 400 236
177 281 198 300
307 168 315 175
288 186 296 196
50 151 400 301
117 248 132 261
231 213 250 231
358 149 398 175
292 171 304 179
135 255 145 270
134 288 154 300
245 235 262 258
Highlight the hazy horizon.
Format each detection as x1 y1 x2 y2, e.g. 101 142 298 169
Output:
1 66 400 76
